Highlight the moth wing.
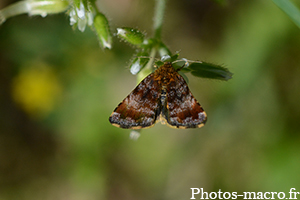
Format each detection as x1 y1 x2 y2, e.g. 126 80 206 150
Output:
162 72 207 128
109 73 162 129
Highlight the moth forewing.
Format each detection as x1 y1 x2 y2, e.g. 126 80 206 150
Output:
109 62 207 129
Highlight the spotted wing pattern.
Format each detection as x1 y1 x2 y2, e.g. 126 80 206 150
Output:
162 72 207 128
109 74 162 129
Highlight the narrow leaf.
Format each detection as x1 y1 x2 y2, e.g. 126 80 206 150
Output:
188 62 233 81
130 52 150 75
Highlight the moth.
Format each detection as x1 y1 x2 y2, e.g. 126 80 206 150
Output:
109 62 207 129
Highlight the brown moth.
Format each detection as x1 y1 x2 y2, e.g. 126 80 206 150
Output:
109 62 207 129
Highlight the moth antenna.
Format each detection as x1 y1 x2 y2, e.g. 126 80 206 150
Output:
174 58 189 71
173 58 203 71
132 56 161 62
133 56 161 65
133 56 150 59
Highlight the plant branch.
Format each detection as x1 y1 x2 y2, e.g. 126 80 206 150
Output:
153 0 167 40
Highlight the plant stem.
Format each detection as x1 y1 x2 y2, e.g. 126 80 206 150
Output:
137 48 157 83
136 0 167 84
146 48 157 68
153 0 167 40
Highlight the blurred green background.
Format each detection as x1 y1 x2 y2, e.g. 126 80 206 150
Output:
1 0 300 199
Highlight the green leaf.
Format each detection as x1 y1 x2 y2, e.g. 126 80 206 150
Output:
188 62 233 81
130 52 150 75
117 27 145 46
154 60 164 67
178 71 189 84
159 52 179 63
178 67 191 73
273 0 300 29
170 53 180 62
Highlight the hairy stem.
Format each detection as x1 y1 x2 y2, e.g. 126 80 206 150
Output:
137 48 157 83
135 0 167 84
153 0 167 40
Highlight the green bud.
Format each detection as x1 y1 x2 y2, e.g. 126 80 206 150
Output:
117 27 145 46
93 12 112 49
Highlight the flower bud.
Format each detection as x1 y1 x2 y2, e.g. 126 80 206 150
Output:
117 27 145 46
93 12 112 49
